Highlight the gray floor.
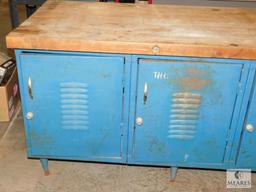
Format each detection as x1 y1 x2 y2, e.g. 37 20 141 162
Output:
0 1 256 192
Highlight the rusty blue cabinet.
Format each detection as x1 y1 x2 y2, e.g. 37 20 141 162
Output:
17 52 131 164
127 55 256 175
15 50 256 178
129 58 245 165
236 72 256 169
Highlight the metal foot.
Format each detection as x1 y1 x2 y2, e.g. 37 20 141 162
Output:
170 166 178 182
40 158 49 176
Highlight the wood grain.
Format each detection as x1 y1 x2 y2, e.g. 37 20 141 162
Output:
6 0 256 59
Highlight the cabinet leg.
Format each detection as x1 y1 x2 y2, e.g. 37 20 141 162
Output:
40 158 50 176
170 166 178 182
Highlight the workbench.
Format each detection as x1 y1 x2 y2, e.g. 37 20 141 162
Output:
6 0 256 179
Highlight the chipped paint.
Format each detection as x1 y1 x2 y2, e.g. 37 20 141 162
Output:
169 66 213 91
184 154 190 162
30 129 53 148
148 137 166 154
101 72 112 78
177 78 210 90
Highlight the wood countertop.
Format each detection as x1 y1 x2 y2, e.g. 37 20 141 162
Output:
6 0 256 59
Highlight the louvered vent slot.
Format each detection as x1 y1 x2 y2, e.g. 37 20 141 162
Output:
60 82 89 130
169 93 201 140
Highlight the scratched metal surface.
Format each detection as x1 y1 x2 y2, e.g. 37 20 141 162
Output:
18 52 128 161
237 75 256 168
129 56 246 165
14 49 256 171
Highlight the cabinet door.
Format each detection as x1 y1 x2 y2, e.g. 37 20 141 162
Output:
20 53 126 162
132 58 243 165
237 76 256 169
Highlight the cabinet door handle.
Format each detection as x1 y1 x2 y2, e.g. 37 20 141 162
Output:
144 82 148 105
246 124 254 133
28 76 33 99
26 112 34 120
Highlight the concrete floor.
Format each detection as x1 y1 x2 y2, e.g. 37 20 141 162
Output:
0 1 256 192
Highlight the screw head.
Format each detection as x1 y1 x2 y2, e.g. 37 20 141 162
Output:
246 124 254 133
136 117 143 126
26 112 34 120
152 45 160 54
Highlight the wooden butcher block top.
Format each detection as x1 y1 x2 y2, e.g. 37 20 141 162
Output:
6 0 256 59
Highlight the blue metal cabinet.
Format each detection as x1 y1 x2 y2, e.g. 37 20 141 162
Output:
130 58 245 165
15 50 256 178
18 52 128 162
237 74 256 169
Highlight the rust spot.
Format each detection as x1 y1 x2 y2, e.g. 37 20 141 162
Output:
170 67 212 91
186 67 209 77
30 129 53 147
148 138 165 154
101 73 111 78
44 170 50 176
248 138 254 145
177 78 210 90
187 67 200 75
203 139 218 149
